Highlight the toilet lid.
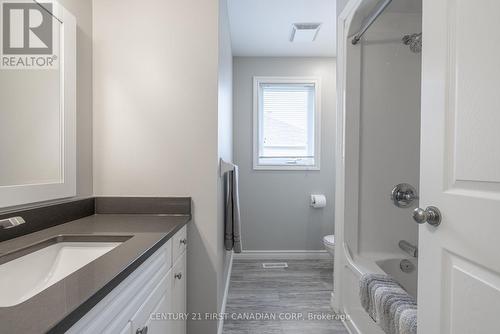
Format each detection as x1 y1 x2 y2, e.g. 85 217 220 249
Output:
323 235 335 246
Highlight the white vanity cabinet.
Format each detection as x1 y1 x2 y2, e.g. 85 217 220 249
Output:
67 226 187 334
170 252 187 334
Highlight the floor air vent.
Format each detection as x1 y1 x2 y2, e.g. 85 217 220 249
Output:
262 262 288 269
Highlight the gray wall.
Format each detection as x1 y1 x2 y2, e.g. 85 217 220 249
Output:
93 1 222 333
233 57 336 251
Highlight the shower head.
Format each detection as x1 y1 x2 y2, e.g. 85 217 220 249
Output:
402 33 422 53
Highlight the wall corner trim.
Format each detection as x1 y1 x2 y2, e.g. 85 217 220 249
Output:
217 251 234 334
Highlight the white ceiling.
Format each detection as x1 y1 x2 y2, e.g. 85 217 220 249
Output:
227 0 337 57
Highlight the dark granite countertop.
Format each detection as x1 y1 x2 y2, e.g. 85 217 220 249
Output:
0 213 190 334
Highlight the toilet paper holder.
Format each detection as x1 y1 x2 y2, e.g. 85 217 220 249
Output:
310 194 327 208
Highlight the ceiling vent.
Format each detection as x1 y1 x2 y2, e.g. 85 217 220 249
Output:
290 23 322 42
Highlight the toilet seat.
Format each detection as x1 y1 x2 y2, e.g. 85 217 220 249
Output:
323 235 335 246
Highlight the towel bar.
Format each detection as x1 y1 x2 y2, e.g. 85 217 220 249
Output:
220 158 236 177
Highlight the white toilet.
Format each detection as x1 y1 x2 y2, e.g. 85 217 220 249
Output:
323 235 335 258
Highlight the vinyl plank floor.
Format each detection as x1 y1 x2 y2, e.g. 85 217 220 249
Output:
222 259 349 334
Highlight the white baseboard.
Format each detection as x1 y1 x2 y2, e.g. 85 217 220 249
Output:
217 251 234 334
233 250 331 260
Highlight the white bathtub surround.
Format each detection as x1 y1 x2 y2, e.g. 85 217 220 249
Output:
334 0 422 332
377 258 417 298
339 245 418 333
359 273 417 334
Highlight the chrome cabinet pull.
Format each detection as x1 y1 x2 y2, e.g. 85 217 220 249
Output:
180 238 187 245
412 206 442 227
174 272 182 280
136 326 148 334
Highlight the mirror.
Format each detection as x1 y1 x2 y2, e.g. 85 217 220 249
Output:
0 30 62 186
0 2 76 208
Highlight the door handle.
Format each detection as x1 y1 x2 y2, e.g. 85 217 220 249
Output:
412 206 442 227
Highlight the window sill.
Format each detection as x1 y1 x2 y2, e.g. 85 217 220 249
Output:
253 165 321 171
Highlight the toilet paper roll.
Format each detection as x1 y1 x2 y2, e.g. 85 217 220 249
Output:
310 194 327 208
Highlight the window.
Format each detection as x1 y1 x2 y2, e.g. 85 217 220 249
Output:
253 77 320 170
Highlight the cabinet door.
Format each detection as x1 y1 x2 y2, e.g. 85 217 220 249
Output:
171 252 186 334
139 294 171 334
68 241 172 334
172 226 187 262
119 321 132 334
131 273 172 334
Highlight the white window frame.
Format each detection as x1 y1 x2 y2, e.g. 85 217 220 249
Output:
253 76 321 171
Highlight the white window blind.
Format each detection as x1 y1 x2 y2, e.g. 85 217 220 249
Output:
254 78 320 170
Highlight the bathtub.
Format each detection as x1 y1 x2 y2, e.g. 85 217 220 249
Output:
338 243 418 334
376 257 417 298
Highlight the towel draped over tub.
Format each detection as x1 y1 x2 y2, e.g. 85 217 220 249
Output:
224 166 242 253
359 273 417 334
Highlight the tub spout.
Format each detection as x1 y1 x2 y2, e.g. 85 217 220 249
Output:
399 240 418 257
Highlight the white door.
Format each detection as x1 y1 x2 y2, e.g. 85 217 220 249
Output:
419 0 500 333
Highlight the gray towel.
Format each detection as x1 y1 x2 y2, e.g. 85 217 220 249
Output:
359 273 417 334
360 274 399 319
224 167 242 253
398 308 417 334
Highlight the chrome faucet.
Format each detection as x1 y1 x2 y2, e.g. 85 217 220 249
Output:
399 240 418 258
0 216 26 229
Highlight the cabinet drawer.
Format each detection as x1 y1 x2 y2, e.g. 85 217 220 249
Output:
130 272 172 334
172 225 187 262
117 321 132 334
171 251 187 334
67 241 171 334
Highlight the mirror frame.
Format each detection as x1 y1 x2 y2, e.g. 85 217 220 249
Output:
0 2 76 208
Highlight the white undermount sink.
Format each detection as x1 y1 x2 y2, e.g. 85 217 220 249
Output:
0 235 129 307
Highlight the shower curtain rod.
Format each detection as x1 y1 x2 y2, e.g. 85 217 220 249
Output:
351 0 393 45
